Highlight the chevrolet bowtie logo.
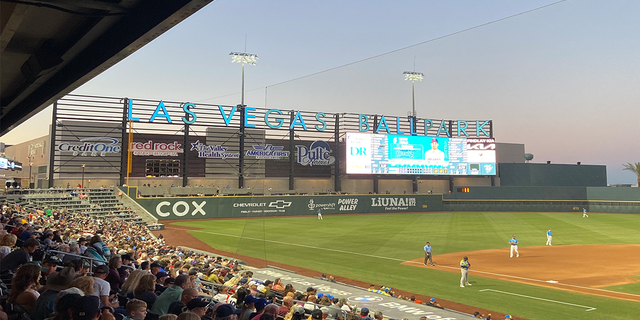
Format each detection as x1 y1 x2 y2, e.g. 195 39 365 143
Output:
269 200 292 209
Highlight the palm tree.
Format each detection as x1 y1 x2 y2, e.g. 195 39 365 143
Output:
622 162 640 186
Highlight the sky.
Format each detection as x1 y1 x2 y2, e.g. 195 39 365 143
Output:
2 0 639 184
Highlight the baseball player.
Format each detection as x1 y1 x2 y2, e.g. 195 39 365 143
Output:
509 235 519 258
583 208 588 218
460 256 471 287
317 209 323 220
423 242 434 266
546 229 552 246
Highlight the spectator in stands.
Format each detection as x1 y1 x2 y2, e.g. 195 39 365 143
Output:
32 266 76 320
19 226 36 242
133 274 157 309
278 296 293 318
8 264 41 315
373 311 383 320
72 295 101 320
124 299 148 320
151 262 162 276
91 265 119 309
359 308 370 320
310 309 323 320
77 238 87 254
282 284 295 297
0 233 17 260
121 270 147 297
271 278 284 292
151 274 190 315
177 313 200 320
427 298 441 308
303 295 316 312
167 288 199 315
63 243 80 263
48 291 81 320
239 296 258 320
106 255 126 291
213 286 232 304
88 235 111 259
155 271 170 293
185 298 210 318
39 256 62 288
252 304 277 320
69 276 95 296
0 238 40 272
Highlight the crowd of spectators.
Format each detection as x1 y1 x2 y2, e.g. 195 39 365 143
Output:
0 199 502 320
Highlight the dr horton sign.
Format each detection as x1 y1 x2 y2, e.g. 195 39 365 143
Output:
131 194 444 220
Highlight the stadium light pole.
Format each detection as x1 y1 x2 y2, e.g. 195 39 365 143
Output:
403 71 424 117
230 52 258 189
230 52 258 107
81 164 86 188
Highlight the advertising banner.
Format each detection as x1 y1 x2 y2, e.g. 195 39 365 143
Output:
131 193 443 220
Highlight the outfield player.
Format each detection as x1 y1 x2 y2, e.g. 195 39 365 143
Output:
317 209 323 220
546 229 552 246
460 256 471 287
583 208 589 218
509 235 519 258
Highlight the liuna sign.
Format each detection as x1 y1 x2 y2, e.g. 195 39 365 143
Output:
126 99 491 137
130 193 444 220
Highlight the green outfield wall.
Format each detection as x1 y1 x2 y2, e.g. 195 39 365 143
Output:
443 186 640 213
123 189 444 220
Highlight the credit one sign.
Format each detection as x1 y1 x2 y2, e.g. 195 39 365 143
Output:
56 137 121 156
126 99 491 137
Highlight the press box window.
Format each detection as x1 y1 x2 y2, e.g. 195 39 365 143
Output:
145 159 181 177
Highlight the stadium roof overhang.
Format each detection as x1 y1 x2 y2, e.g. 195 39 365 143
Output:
0 0 214 136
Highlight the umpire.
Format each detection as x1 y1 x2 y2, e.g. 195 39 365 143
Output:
423 242 434 266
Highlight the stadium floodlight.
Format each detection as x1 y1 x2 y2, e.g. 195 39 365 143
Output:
403 71 424 117
230 52 258 107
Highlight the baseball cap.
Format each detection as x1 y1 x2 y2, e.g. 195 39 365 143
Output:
73 296 100 320
93 265 109 274
244 295 259 304
360 307 369 315
186 298 209 310
430 298 436 302
263 280 273 286
248 280 257 287
254 298 269 311
505 316 512 319
311 309 323 320
317 293 324 298
293 306 306 316
216 304 242 317
44 256 63 265
239 278 248 285
156 271 169 279
431 138 438 142
188 268 198 276
151 262 162 268
121 254 132 261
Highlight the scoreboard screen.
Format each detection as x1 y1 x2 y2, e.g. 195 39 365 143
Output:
345 132 496 175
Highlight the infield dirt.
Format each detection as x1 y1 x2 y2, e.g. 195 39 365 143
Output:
403 244 640 302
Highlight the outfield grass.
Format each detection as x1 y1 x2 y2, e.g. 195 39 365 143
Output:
172 212 640 320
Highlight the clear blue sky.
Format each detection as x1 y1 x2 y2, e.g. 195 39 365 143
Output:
2 0 639 184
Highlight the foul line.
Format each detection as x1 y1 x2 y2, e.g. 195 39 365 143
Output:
479 289 596 311
167 226 640 299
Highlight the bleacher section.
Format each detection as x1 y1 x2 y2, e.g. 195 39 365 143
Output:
19 188 145 224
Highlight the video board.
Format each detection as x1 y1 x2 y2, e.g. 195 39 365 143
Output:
346 132 496 175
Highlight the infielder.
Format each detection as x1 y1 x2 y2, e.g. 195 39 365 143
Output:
509 235 519 258
546 229 552 246
583 208 589 218
460 256 471 287
317 209 323 220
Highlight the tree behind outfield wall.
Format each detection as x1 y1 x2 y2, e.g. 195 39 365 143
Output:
623 162 640 186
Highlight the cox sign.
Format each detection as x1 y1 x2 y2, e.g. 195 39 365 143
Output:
156 200 207 217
